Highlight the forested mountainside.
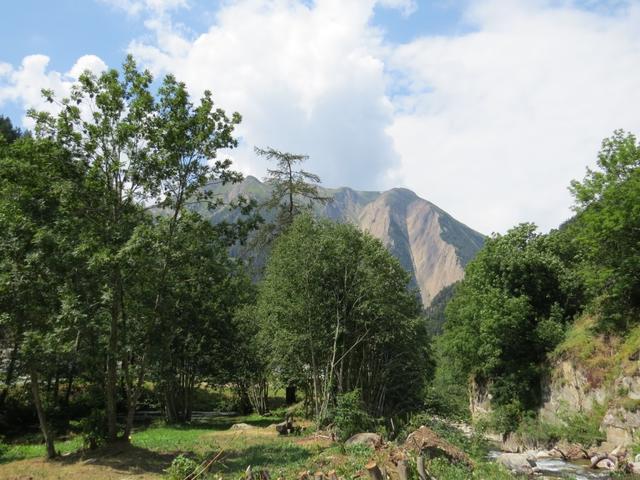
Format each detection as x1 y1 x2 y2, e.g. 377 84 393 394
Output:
200 176 485 306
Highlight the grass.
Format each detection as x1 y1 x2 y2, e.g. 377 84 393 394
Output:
0 413 375 479
1 436 83 463
0 412 515 480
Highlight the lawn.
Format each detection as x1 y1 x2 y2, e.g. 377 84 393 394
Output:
0 414 374 480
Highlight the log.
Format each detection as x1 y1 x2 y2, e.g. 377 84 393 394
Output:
395 459 408 480
365 461 384 480
417 454 436 480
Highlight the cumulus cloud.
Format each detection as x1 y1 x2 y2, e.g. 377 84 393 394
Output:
128 0 402 190
99 0 188 16
2 0 640 233
0 55 107 127
387 0 640 233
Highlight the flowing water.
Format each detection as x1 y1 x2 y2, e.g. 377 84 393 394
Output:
488 451 614 479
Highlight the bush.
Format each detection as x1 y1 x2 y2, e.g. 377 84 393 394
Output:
558 409 605 447
78 409 107 449
515 415 561 448
164 454 200 480
333 390 374 441
0 437 7 460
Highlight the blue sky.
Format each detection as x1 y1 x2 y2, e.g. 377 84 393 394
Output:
2 0 640 234
0 1 466 124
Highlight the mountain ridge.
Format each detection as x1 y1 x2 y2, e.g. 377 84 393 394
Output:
203 176 485 306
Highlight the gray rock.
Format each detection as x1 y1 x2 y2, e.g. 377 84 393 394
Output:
344 432 382 448
495 453 536 474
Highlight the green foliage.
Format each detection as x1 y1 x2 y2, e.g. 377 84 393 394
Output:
0 438 7 460
0 115 22 144
438 223 584 429
569 130 640 331
77 409 107 450
164 454 200 480
425 282 458 336
258 214 431 421
514 415 561 448
513 408 605 450
557 407 606 447
333 390 374 441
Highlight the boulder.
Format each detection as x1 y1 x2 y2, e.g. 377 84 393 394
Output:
345 432 382 448
495 453 536 475
534 450 552 459
631 461 640 474
590 454 617 470
230 423 256 430
610 444 627 459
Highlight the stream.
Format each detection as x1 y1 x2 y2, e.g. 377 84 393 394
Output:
488 451 614 479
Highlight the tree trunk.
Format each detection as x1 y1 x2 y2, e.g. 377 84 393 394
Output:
106 271 121 442
0 335 20 408
365 462 384 480
395 459 408 480
30 369 56 459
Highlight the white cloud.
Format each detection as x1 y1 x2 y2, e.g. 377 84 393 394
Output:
129 0 402 189
2 0 640 234
99 0 188 16
0 55 107 127
387 0 640 233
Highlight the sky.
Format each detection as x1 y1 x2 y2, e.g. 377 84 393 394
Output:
1 0 640 234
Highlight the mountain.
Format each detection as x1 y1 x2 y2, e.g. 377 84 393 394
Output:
203 176 485 306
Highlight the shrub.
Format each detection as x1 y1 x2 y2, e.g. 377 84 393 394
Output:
0 437 7 460
334 390 374 441
165 454 200 480
78 409 107 450
558 409 605 447
515 415 561 448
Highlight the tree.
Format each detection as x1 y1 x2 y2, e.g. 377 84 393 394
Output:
438 223 583 431
123 213 253 423
0 137 85 457
257 214 430 421
569 129 640 330
0 115 22 144
255 147 330 238
29 55 248 441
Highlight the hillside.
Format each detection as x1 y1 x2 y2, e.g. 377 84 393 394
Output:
202 176 485 306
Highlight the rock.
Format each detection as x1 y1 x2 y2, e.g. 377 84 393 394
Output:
602 407 640 447
590 454 617 470
495 453 536 474
500 433 523 453
345 433 382 448
610 444 627 459
631 461 640 474
534 450 552 459
230 423 255 430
